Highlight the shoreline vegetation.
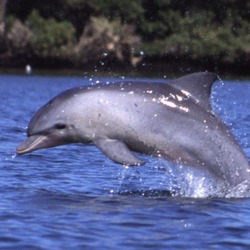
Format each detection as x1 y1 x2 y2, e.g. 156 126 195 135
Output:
0 1 249 76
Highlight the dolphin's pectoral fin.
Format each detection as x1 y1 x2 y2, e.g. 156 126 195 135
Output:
94 138 145 166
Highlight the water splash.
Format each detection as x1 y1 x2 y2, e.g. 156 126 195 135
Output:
225 180 250 198
11 153 17 159
109 158 250 199
5 153 17 161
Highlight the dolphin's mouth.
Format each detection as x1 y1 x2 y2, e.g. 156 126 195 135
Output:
16 134 52 155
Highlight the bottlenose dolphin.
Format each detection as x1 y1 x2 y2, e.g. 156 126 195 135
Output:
17 72 250 188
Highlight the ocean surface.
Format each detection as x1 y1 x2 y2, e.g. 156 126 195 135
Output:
1 74 250 249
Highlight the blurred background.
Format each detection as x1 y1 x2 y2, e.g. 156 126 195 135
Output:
0 0 249 75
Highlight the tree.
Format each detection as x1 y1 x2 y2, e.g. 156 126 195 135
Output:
0 0 7 52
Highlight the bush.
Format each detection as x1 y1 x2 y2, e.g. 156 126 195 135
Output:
138 5 250 64
26 10 76 58
74 16 141 66
7 19 32 52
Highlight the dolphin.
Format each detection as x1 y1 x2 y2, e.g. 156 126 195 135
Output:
17 72 250 188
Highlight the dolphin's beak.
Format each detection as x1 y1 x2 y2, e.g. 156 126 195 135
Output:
16 134 55 155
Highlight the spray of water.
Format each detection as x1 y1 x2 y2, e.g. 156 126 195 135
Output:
111 158 250 199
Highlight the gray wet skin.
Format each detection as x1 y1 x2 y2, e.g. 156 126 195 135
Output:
17 72 250 188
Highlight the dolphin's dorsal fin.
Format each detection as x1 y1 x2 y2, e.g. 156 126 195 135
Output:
168 72 218 109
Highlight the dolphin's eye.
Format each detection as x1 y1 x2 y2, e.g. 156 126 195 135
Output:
55 123 66 130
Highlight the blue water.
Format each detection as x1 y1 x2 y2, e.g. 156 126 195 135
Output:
1 74 250 249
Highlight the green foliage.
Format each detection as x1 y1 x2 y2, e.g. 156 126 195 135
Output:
3 0 250 68
87 0 144 22
74 16 140 65
5 15 16 32
138 0 250 63
26 10 76 58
